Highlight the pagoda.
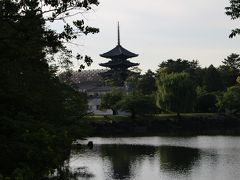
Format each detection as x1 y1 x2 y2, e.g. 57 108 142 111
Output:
99 22 139 86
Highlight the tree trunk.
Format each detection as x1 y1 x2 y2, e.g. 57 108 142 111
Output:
112 109 117 115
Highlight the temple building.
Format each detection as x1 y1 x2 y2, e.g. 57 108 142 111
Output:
99 22 139 86
69 23 139 115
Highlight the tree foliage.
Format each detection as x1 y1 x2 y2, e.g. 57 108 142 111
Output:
156 57 240 115
219 53 240 88
226 0 240 38
156 71 196 116
120 92 157 118
159 59 200 74
236 76 240 84
217 86 240 113
195 93 218 113
222 53 240 70
203 65 224 92
0 0 99 178
137 70 157 95
100 88 123 115
158 59 202 85
0 0 99 71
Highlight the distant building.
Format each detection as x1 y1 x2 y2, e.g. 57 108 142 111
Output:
72 23 139 115
70 69 112 115
99 22 139 86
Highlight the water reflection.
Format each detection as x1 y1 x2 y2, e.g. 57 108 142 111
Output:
100 145 156 179
158 146 200 173
70 136 240 180
71 145 200 179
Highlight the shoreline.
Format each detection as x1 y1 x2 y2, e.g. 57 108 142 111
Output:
82 114 240 137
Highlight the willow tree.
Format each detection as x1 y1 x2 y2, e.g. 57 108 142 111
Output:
156 71 196 117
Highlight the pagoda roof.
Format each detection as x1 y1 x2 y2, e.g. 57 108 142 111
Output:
99 59 139 68
100 44 138 59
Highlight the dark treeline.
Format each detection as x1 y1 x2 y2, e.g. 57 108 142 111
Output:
156 55 240 115
100 55 240 117
0 0 99 179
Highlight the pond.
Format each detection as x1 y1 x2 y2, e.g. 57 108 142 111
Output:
70 136 240 180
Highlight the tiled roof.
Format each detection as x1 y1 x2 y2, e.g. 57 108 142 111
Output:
100 45 138 59
100 59 139 68
71 69 107 84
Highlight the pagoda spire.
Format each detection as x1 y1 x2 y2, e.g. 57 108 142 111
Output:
118 21 120 45
100 22 138 59
99 23 139 85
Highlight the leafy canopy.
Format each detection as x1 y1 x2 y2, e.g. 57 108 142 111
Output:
156 71 196 115
100 88 123 115
217 86 240 113
120 92 157 118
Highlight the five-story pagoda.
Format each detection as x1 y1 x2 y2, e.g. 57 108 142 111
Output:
99 22 139 86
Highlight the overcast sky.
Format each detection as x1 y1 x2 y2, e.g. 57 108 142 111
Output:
59 0 240 72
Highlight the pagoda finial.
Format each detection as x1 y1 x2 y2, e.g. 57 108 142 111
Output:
118 21 120 45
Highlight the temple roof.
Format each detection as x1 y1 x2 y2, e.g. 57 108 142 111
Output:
100 44 138 59
100 22 138 59
99 59 139 68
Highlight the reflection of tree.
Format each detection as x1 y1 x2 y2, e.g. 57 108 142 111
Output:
158 146 200 174
100 145 156 180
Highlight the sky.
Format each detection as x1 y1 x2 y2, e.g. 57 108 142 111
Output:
56 0 240 72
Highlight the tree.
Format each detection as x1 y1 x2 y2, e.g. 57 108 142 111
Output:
125 72 141 92
125 70 156 95
219 54 240 88
137 70 157 95
0 0 99 178
156 71 196 117
120 92 157 118
222 53 240 70
100 88 123 115
236 76 240 84
159 59 200 73
217 86 240 113
195 93 218 113
158 59 202 86
0 0 99 69
202 65 224 92
226 1 240 38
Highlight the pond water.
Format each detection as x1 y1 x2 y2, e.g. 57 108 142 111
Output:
70 136 240 180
